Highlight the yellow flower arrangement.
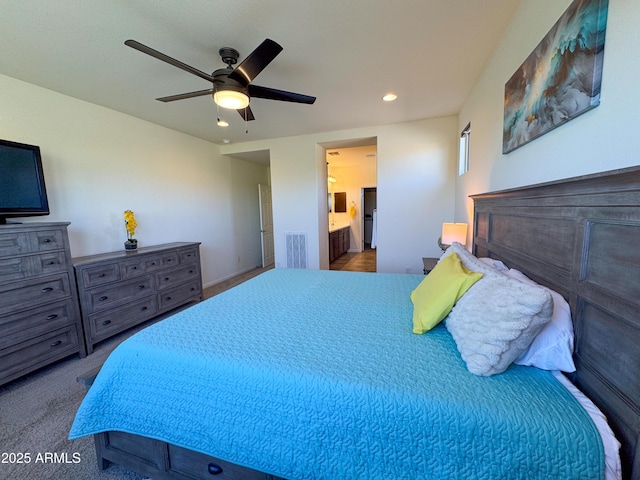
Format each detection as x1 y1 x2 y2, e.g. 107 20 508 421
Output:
124 210 138 243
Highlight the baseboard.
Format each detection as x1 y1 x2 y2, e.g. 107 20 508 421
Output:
202 265 263 289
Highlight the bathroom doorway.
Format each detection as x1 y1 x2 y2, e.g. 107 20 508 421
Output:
362 187 377 250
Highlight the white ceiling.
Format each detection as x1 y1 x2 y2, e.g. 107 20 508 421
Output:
0 0 520 148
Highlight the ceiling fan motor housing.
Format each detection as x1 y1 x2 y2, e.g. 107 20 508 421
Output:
212 68 247 96
218 47 239 67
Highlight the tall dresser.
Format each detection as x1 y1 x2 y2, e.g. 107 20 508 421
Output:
0 222 85 387
73 242 202 354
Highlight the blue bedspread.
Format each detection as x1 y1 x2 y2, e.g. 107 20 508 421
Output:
69 269 603 479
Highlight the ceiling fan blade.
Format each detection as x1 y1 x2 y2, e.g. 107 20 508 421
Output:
156 89 214 103
227 39 283 87
237 106 255 121
125 39 216 84
249 84 316 104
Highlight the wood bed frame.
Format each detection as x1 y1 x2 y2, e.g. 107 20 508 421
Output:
471 166 640 480
84 166 639 479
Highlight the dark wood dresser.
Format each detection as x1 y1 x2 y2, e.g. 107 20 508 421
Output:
73 242 202 354
0 222 85 387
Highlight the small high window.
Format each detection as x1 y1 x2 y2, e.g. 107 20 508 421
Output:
458 123 470 175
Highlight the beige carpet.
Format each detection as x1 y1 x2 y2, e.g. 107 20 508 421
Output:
0 326 148 480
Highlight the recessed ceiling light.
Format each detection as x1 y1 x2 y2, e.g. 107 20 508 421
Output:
217 118 229 127
222 139 231 144
382 93 397 102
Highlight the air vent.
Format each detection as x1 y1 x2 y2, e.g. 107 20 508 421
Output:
327 151 340 156
285 232 308 269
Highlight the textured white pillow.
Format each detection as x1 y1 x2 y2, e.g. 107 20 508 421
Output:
440 243 503 277
477 256 509 273
442 244 553 376
508 269 576 372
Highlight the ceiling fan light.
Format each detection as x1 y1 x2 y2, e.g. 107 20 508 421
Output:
214 90 250 110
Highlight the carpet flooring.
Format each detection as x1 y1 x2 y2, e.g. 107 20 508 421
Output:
0 325 149 480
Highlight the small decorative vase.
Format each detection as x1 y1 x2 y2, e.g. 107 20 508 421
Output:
124 240 138 251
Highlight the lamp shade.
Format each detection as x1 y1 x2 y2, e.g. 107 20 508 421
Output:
213 90 250 110
441 223 468 245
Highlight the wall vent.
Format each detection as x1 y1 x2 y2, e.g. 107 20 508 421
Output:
285 232 308 269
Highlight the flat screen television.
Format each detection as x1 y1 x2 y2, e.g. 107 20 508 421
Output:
0 139 50 224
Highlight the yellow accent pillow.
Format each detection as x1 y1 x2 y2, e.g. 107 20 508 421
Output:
411 252 483 334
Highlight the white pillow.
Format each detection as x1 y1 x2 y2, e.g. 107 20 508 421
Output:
507 269 576 372
440 243 504 277
442 243 553 376
478 257 509 273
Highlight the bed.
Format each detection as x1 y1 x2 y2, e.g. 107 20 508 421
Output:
70 166 640 480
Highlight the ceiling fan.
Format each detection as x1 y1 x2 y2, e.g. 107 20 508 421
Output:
124 38 316 121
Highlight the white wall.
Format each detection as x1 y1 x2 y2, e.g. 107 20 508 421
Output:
222 115 458 274
0 74 269 287
455 0 640 230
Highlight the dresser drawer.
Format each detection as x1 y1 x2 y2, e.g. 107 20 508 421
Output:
0 325 80 384
158 280 201 311
88 276 153 313
89 297 158 342
0 231 31 256
179 247 199 264
155 263 200 290
0 251 67 283
0 255 35 283
120 258 146 278
0 299 77 350
168 443 269 480
145 251 179 272
34 251 67 275
0 273 72 315
32 229 65 252
81 263 120 288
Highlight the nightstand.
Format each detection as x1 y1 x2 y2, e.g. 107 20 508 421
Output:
422 257 439 274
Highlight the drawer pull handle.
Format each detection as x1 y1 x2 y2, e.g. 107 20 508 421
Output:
45 314 58 321
190 287 195 291
140 306 148 311
41 287 54 293
138 285 145 289
99 296 108 301
102 320 111 326
189 270 194 274
164 277 170 281
167 258 172 262
207 463 223 475
48 260 57 265
43 238 52 243
165 296 172 301
100 273 106 277
132 266 138 270
50 340 62 347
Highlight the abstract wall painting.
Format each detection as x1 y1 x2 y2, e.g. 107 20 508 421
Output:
502 0 609 154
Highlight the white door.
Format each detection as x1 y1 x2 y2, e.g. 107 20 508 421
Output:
258 184 274 267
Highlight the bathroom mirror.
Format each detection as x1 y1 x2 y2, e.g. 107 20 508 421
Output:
334 192 347 213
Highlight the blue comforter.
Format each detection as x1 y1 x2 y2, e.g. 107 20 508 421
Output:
69 268 603 479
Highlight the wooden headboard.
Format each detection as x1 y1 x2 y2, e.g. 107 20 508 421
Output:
471 166 640 480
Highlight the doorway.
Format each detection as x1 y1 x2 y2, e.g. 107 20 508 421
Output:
362 187 377 250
